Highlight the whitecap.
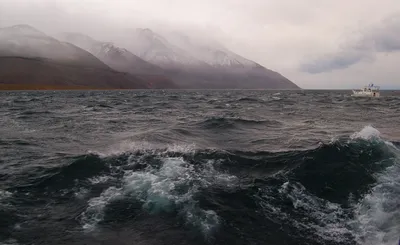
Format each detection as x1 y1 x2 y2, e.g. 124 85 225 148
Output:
350 125 381 141
81 186 123 232
350 145 400 245
0 190 12 200
80 154 238 237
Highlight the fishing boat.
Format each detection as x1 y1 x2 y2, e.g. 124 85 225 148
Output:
351 84 380 97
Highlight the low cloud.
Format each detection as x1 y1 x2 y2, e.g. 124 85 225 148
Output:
300 13 400 73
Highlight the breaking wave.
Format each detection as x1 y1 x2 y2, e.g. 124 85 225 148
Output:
4 126 399 244
79 146 238 238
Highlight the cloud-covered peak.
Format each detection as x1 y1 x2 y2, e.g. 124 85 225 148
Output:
0 24 46 37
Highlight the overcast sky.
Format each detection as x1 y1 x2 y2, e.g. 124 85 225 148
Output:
1 0 400 89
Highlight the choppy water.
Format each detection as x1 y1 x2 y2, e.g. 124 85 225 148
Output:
0 90 400 245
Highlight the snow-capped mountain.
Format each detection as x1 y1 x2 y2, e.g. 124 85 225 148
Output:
118 28 298 89
0 24 299 89
58 32 177 88
0 25 109 69
0 25 160 89
58 32 168 75
119 28 210 69
164 31 260 68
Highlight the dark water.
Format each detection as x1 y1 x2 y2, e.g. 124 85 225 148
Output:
0 90 399 245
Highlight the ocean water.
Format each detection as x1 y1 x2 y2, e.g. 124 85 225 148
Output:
0 90 399 245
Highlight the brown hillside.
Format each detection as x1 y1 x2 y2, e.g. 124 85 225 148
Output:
0 57 149 89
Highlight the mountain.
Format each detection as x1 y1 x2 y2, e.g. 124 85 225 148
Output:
0 24 299 90
0 25 150 89
57 32 177 89
0 25 108 69
0 57 148 89
118 28 299 89
116 28 224 88
163 31 300 89
120 28 207 69
164 31 259 68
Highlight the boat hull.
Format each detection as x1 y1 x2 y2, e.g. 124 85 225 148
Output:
351 91 380 97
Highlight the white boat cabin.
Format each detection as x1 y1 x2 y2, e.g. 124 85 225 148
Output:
352 84 380 97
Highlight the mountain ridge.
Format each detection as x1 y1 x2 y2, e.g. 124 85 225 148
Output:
0 25 110 70
57 32 177 89
0 24 300 90
116 27 299 89
0 25 159 89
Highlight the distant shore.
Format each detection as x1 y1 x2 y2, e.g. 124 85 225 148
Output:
0 84 302 91
0 84 126 90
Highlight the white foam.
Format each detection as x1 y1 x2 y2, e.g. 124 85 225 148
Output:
184 207 220 236
81 155 237 236
0 190 12 200
88 141 157 157
276 182 352 243
272 96 281 101
81 187 122 232
90 141 197 158
74 188 89 200
122 157 235 234
350 125 381 141
88 175 112 185
351 151 400 245
258 126 399 244
166 143 197 154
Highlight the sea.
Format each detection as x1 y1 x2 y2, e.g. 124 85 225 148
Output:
0 90 399 245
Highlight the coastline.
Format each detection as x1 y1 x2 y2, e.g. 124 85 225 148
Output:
0 84 122 90
0 84 303 91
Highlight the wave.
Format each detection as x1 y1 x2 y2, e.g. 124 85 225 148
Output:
251 126 400 244
235 97 264 103
19 110 52 115
349 127 400 245
9 126 399 244
28 154 113 190
232 96 285 103
197 116 282 129
81 155 237 238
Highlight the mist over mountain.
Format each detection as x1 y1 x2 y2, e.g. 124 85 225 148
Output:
57 32 177 89
57 32 164 74
0 25 154 89
0 24 109 69
163 30 299 89
114 28 299 89
0 23 299 89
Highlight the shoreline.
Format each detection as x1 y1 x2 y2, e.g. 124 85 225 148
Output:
0 84 302 91
0 84 129 90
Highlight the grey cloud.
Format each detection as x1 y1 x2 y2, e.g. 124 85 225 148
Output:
300 13 400 73
300 51 374 74
369 15 400 52
1 0 400 88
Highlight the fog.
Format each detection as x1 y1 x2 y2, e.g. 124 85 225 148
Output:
1 0 400 89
